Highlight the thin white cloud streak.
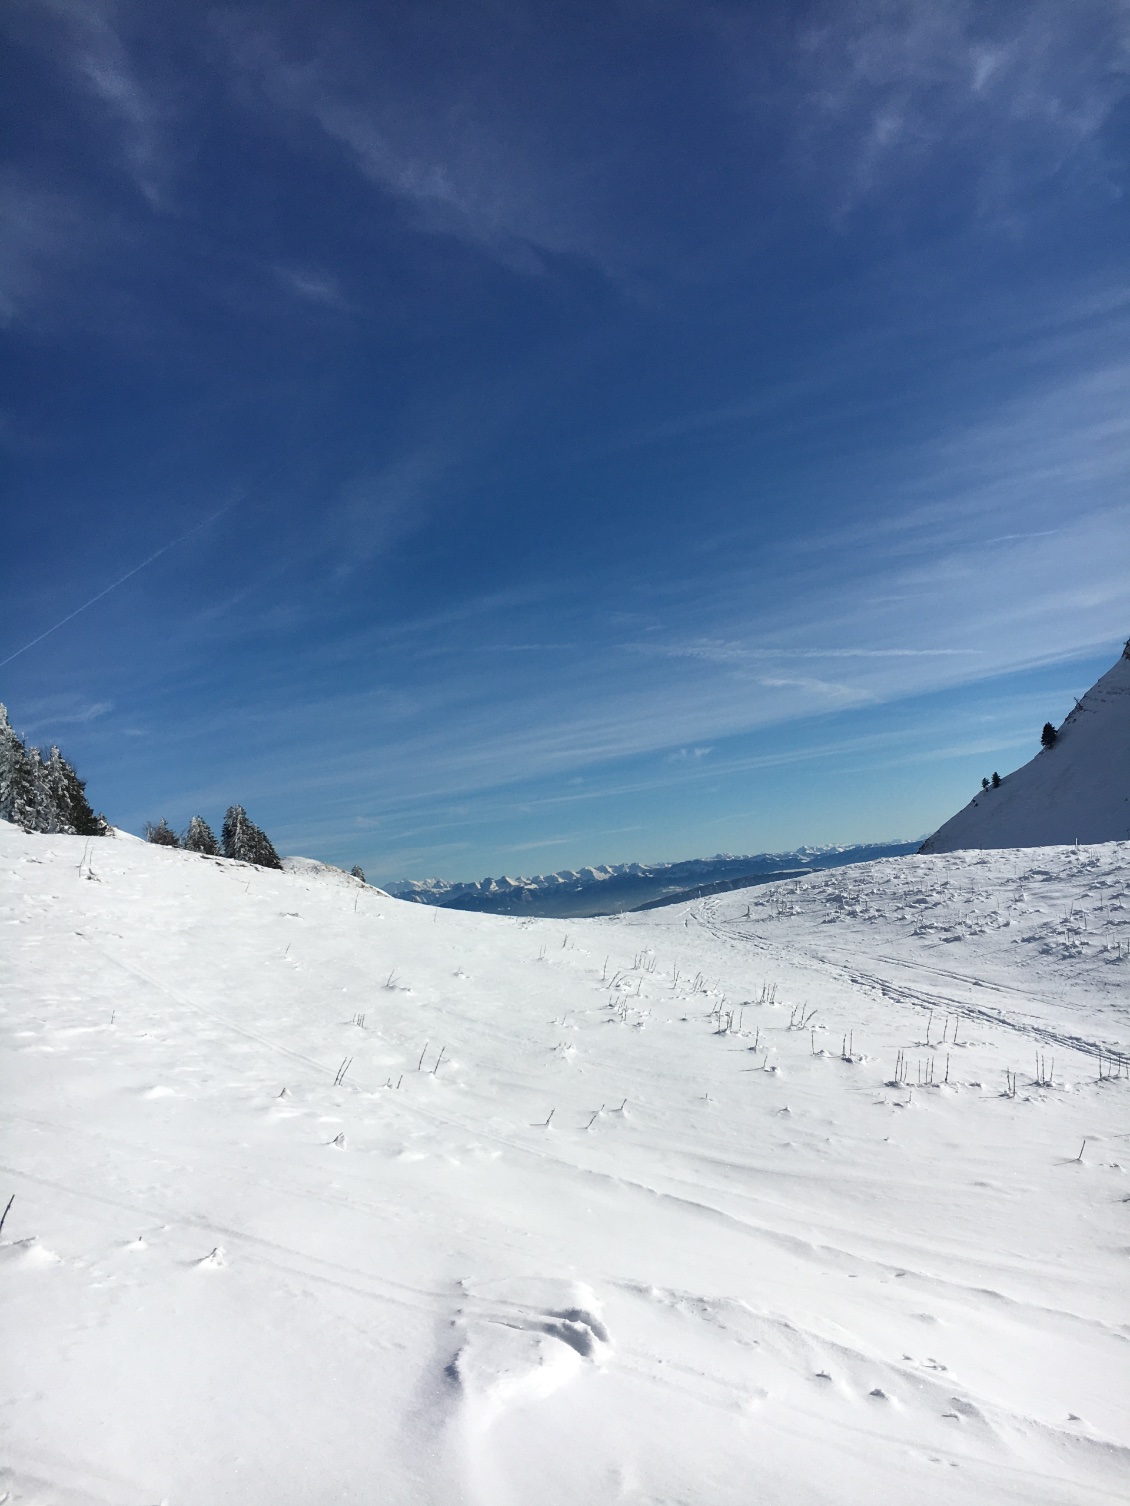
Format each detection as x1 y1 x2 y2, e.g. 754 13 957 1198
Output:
272 265 348 308
638 644 982 665
13 698 114 741
0 504 234 669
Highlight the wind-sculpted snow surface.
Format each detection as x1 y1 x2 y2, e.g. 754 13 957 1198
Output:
1 823 1128 1505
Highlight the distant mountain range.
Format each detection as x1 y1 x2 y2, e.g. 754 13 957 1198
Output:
921 639 1130 853
385 841 920 918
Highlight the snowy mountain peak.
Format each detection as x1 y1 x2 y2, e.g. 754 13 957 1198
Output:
921 643 1130 853
386 842 921 917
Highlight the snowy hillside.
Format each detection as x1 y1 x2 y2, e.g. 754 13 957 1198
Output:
2 822 1128 1505
281 853 391 897
923 643 1130 853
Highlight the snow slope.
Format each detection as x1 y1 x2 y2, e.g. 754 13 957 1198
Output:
922 643 1130 852
281 853 391 897
2 822 1128 1505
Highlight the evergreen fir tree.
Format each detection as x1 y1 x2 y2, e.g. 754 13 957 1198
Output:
981 777 990 790
221 805 282 869
41 749 73 832
145 818 182 847
41 747 105 836
27 747 54 831
1041 722 1057 748
0 705 41 831
60 759 107 836
991 771 1001 788
350 865 366 882
184 815 220 855
0 704 24 825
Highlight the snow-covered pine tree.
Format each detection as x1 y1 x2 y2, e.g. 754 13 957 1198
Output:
0 707 42 831
184 815 220 855
1041 722 1057 749
27 747 54 831
221 805 282 869
0 705 107 835
40 749 71 832
351 865 365 882
42 747 106 836
60 758 107 836
145 818 181 847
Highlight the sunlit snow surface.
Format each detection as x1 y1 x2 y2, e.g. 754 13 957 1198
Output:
2 821 1128 1505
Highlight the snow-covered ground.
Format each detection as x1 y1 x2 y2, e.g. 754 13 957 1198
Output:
2 821 1128 1505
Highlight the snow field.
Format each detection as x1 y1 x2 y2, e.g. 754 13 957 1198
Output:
1 824 1128 1505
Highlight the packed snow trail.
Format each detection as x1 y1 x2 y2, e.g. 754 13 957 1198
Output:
2 824 1128 1505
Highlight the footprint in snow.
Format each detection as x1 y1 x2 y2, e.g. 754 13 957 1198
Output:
446 1277 610 1427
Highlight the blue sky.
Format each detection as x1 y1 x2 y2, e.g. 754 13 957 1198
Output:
2 0 1128 882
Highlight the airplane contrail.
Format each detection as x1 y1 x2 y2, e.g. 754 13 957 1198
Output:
0 502 233 670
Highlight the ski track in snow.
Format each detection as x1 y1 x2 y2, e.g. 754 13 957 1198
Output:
1 824 1128 1505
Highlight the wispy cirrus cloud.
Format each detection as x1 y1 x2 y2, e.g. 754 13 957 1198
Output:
23 0 175 206
14 695 114 741
214 10 621 276
271 264 349 308
786 0 1130 217
0 176 84 326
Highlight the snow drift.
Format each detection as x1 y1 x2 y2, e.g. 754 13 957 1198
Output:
922 641 1130 853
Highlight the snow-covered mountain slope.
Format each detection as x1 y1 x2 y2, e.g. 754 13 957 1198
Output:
923 643 1130 853
2 822 1128 1505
